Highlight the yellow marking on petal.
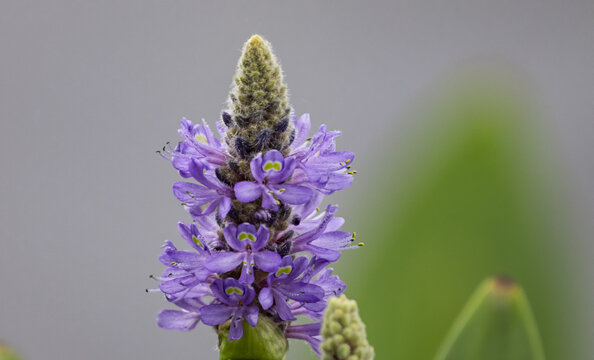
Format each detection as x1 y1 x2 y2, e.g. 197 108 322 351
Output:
276 200 281 205
225 287 244 295
192 235 203 247
276 266 292 277
238 232 256 242
263 161 282 171
268 190 274 194
340 162 344 166
316 207 320 212
279 188 285 192
194 134 207 143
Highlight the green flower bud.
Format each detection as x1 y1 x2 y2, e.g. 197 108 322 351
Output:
434 276 546 360
322 295 374 360
226 35 291 159
218 314 288 360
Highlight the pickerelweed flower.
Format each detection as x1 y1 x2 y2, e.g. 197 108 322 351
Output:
151 34 360 359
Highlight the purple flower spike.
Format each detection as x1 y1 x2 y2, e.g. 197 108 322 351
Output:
205 223 281 284
200 278 259 341
234 150 313 211
154 35 361 353
258 256 324 321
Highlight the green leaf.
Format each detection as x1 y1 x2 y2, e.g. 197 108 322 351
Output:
435 277 545 360
218 315 288 360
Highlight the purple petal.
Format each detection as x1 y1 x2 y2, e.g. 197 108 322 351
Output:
200 304 233 326
267 156 296 183
305 151 354 171
277 282 325 303
323 173 354 193
243 306 259 327
238 253 255 284
262 149 284 164
223 225 243 251
237 223 258 237
273 292 296 321
307 244 341 262
234 181 262 203
157 309 201 331
253 225 270 251
218 196 232 219
249 153 265 183
177 222 207 253
188 159 216 188
172 182 214 203
258 287 273 309
228 314 244 340
261 191 278 210
253 250 281 272
205 252 244 273
276 184 313 205
290 113 311 151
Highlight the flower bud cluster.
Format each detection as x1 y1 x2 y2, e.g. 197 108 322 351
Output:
321 295 374 360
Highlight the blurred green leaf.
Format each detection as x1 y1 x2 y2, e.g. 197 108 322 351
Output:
435 276 545 360
0 343 22 360
323 75 574 360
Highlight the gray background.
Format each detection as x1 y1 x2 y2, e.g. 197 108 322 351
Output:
1 1 593 359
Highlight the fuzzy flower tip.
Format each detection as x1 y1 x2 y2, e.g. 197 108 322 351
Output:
151 34 361 359
321 295 374 360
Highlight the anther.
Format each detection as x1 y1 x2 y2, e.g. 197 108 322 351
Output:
358 242 365 247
